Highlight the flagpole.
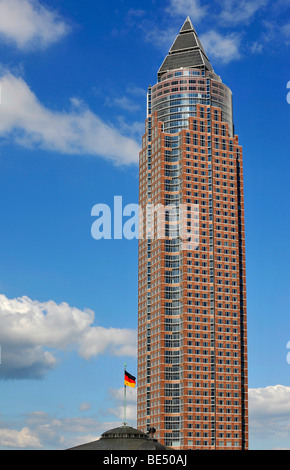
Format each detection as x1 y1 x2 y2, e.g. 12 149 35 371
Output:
124 362 127 426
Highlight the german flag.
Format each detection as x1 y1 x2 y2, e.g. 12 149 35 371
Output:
124 370 136 388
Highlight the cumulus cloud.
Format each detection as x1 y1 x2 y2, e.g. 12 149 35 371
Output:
0 426 43 449
200 30 241 63
0 71 140 165
249 385 290 418
0 294 137 380
249 385 290 449
4 383 290 449
0 0 70 50
0 410 123 449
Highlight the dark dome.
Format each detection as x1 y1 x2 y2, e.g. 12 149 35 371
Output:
101 426 147 439
67 425 167 450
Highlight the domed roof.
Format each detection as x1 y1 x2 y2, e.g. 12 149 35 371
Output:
101 426 147 439
67 425 167 450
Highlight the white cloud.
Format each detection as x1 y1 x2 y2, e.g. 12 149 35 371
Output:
106 95 141 113
166 0 207 22
0 410 124 449
108 387 137 422
0 72 140 165
0 0 69 50
0 293 137 379
249 384 290 418
142 1 207 50
200 30 241 63
78 326 137 361
0 427 43 449
110 386 137 404
4 384 290 449
218 0 269 25
142 25 178 50
249 385 290 449
141 9 242 64
108 403 136 421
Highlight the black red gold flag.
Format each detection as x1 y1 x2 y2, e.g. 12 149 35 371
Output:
124 370 136 388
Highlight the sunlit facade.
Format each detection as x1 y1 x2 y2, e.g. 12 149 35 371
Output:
137 17 248 450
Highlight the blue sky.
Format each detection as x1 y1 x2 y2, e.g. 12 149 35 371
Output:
0 0 289 450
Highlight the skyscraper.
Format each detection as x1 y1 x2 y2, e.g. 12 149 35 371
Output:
137 17 248 450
